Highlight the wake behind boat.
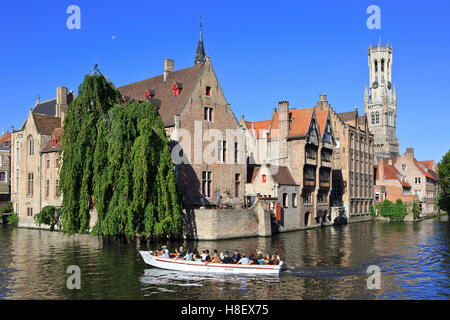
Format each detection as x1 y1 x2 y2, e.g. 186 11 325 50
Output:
139 251 283 276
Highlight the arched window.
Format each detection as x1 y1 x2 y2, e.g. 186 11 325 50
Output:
381 59 385 72
374 60 378 72
371 112 375 124
375 112 379 124
28 136 34 156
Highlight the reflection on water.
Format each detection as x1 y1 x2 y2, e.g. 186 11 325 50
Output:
0 217 449 299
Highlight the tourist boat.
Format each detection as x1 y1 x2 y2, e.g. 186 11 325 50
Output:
139 251 283 275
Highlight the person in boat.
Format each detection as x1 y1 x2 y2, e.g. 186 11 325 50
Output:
157 245 170 258
212 250 222 263
232 250 241 264
257 253 265 265
201 250 207 261
271 254 279 265
221 251 232 264
205 250 211 262
237 253 250 265
263 254 272 265
175 246 186 259
248 253 258 265
183 248 194 261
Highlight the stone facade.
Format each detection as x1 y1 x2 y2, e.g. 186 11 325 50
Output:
391 148 439 215
0 132 11 204
316 98 375 222
364 44 399 159
11 87 70 228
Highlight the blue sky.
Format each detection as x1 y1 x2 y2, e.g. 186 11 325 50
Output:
1 0 449 163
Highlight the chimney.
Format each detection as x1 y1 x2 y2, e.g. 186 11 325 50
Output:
164 58 174 81
378 158 385 183
56 86 68 122
278 101 289 160
406 148 414 158
319 94 326 102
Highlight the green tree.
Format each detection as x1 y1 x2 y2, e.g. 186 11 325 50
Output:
437 149 450 213
35 206 61 231
60 72 182 238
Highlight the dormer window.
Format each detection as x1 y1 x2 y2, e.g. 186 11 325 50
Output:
52 136 57 147
172 82 182 97
205 86 211 96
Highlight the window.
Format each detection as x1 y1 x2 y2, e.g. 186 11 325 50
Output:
204 107 213 121
202 171 212 197
27 173 34 197
283 193 288 208
292 193 297 208
234 173 240 198
375 192 380 201
28 137 34 156
375 112 379 124
0 155 3 167
27 207 33 217
56 158 60 168
46 180 50 198
321 150 331 162
415 177 421 184
218 140 226 163
374 60 378 72
234 142 239 163
55 179 60 197
46 159 50 169
319 169 330 182
335 138 340 148
0 171 5 182
262 174 267 183
306 148 316 159
205 86 211 96
402 164 407 171
305 166 315 180
303 191 312 204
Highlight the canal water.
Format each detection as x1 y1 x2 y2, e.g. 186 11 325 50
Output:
0 217 449 300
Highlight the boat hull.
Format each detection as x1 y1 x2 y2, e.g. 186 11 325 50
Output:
139 251 282 275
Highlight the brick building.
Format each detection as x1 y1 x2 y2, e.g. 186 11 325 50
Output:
241 95 335 229
0 132 11 204
118 33 246 209
11 87 72 227
390 148 439 215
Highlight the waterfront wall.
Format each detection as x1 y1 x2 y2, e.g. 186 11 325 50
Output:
182 199 272 240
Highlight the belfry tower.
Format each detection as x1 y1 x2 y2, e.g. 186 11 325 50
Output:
364 43 399 160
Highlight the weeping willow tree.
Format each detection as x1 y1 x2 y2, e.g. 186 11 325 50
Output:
60 72 182 238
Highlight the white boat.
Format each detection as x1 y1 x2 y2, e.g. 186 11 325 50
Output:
139 251 283 276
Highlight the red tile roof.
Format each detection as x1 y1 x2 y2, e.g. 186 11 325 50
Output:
245 120 271 139
315 110 328 135
250 165 298 186
0 132 11 149
419 160 435 171
268 108 314 139
413 158 435 180
41 128 63 153
118 63 206 127
33 114 61 135
375 163 411 188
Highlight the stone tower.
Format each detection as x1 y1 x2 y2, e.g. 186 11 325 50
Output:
364 43 399 161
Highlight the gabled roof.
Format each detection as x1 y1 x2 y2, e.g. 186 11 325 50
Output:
32 92 74 116
268 108 314 139
41 128 63 153
245 120 271 139
413 158 436 180
249 165 298 186
315 110 328 135
0 132 11 150
118 62 206 127
337 111 355 122
33 114 61 135
375 162 411 188
419 160 436 171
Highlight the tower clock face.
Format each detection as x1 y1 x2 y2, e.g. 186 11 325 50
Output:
388 81 392 89
372 81 379 89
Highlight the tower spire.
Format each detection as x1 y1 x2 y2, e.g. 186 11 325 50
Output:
194 13 206 65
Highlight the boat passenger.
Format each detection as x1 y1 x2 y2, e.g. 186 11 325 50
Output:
175 246 186 259
263 254 272 265
222 251 232 264
212 250 222 263
271 254 279 265
232 250 241 264
248 253 258 265
183 249 194 261
201 250 207 261
237 253 250 265
205 250 211 262
258 253 264 265
158 245 170 258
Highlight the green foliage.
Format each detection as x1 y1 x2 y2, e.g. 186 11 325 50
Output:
60 73 182 238
35 206 61 231
374 199 407 222
437 149 450 213
370 205 377 217
412 200 421 220
7 212 19 225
